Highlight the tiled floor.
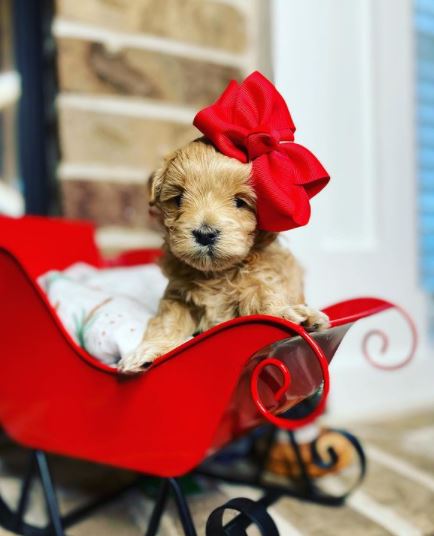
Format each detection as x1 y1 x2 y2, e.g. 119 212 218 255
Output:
0 409 433 535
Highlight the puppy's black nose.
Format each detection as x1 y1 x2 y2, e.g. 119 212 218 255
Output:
192 227 220 246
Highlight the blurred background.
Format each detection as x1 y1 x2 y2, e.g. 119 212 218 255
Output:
0 0 433 417
0 1 433 534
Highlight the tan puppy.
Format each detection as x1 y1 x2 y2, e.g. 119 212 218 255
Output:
118 139 329 372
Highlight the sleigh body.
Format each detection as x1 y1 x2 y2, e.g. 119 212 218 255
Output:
0 215 413 536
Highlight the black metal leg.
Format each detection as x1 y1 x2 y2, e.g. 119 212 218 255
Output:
0 444 150 536
145 479 170 536
34 451 64 536
288 431 315 495
14 452 35 533
167 479 197 536
197 426 367 509
0 428 367 535
253 428 278 484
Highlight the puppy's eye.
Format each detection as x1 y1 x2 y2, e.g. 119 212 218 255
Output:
173 194 183 207
235 197 247 208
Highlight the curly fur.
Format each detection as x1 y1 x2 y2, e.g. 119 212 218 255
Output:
118 139 329 372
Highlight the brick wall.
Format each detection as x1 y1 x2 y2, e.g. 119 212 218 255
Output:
54 0 270 254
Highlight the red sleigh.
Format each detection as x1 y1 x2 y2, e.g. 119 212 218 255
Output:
0 215 416 536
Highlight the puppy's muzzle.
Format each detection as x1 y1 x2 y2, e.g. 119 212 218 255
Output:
192 226 220 247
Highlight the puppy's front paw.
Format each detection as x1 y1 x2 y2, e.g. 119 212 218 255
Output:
281 305 330 331
117 342 164 374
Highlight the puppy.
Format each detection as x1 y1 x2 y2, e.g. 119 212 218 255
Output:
118 139 329 372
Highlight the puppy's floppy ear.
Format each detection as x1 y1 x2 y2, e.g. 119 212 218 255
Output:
148 150 179 206
148 167 164 206
146 171 162 228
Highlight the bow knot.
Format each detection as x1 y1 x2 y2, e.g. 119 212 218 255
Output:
193 71 330 232
245 129 282 160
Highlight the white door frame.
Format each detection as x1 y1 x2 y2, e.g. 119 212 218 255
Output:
272 0 433 421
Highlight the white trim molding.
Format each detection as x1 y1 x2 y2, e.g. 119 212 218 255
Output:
52 18 247 69
0 182 24 216
58 93 196 124
58 162 149 184
0 71 21 110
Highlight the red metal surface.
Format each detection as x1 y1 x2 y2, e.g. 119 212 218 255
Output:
0 215 103 277
250 319 330 430
104 248 163 267
0 216 415 477
362 303 417 370
323 297 417 370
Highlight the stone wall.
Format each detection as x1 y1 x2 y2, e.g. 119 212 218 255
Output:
54 0 270 253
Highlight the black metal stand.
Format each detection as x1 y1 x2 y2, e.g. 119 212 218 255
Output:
0 427 367 536
198 426 367 534
0 450 141 536
145 478 197 536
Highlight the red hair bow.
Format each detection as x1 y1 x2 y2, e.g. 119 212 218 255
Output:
193 71 329 232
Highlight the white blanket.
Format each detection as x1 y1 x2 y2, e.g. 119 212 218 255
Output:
38 263 167 366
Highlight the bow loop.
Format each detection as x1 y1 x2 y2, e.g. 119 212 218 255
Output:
193 71 330 232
